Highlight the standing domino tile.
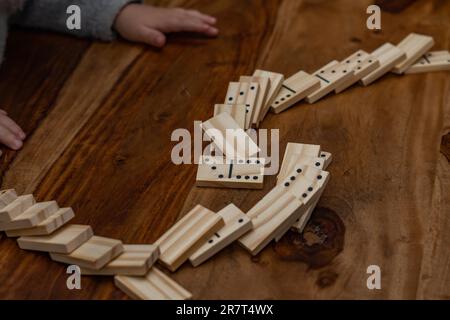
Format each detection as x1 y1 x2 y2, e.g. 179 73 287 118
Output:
50 236 124 270
224 81 259 129
214 104 246 129
155 205 224 272
114 267 192 300
196 156 265 189
189 204 253 267
253 69 284 121
17 224 93 253
201 112 260 160
405 51 450 74
81 244 160 276
6 207 75 237
335 50 380 93
392 33 435 74
306 61 355 103
360 43 406 85
271 70 320 113
239 75 270 127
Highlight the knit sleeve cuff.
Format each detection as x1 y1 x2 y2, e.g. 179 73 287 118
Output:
86 0 142 41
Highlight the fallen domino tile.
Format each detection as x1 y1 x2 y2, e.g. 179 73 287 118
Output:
213 104 246 129
155 204 224 272
238 185 304 255
81 244 160 276
0 201 59 231
0 194 35 223
50 236 124 270
392 33 435 74
201 112 260 160
253 69 284 121
196 156 265 189
114 267 192 300
360 43 406 85
17 224 93 253
277 142 321 183
306 61 355 103
335 50 380 93
271 70 320 113
405 50 450 74
6 208 75 237
0 189 18 208
274 165 330 241
189 204 252 267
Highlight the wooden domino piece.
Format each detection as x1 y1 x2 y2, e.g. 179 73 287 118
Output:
155 205 224 272
0 194 36 223
405 51 450 74
305 61 355 103
6 208 75 237
201 112 260 160
17 224 93 253
290 152 332 232
0 201 59 231
189 204 252 267
50 236 124 270
114 267 192 300
360 43 407 85
274 165 330 241
253 69 284 121
0 189 18 208
392 33 435 74
239 75 270 127
81 244 160 276
335 50 380 93
238 185 304 255
196 156 265 189
224 81 259 129
271 70 320 112
214 104 246 129
277 143 321 183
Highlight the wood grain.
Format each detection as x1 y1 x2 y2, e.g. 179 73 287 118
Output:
0 0 449 299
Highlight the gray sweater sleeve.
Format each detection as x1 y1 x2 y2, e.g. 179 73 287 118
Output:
11 0 142 41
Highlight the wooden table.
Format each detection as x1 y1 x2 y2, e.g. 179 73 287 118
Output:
0 0 449 299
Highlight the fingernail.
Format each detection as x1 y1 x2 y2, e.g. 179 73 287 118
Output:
13 139 22 150
18 131 26 139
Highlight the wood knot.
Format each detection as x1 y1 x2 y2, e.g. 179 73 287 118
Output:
316 270 339 288
273 207 345 269
114 155 127 166
154 111 171 123
440 133 450 162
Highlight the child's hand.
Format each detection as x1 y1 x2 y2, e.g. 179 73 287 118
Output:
114 4 218 48
0 110 25 150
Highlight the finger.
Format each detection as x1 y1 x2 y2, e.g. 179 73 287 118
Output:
185 10 217 25
0 125 23 150
0 109 7 115
0 115 25 139
140 27 167 47
171 19 218 36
